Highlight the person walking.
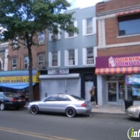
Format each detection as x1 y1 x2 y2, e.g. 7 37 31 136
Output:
89 86 99 108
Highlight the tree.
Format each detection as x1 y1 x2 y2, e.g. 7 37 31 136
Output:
0 0 78 102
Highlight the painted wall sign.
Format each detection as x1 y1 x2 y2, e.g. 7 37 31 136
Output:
96 54 140 68
48 69 69 75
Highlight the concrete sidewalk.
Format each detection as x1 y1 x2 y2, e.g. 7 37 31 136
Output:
91 104 126 114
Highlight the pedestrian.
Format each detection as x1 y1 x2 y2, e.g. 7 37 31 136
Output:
89 86 99 108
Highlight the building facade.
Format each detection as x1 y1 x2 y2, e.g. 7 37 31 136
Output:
39 6 97 100
95 0 140 106
0 31 47 100
0 42 9 71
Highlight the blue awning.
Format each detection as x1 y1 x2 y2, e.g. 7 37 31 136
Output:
0 82 35 89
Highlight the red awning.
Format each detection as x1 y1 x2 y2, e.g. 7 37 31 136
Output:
95 67 140 75
115 9 140 17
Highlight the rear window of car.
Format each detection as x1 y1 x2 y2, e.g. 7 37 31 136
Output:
70 95 84 101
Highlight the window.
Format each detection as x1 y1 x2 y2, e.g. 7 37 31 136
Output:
118 14 140 36
38 54 44 67
57 95 71 101
12 58 17 69
68 22 74 37
87 48 94 64
69 50 75 65
52 52 58 66
38 31 45 44
24 56 29 69
86 18 93 34
44 95 57 101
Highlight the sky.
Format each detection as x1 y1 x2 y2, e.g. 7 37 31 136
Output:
67 0 103 9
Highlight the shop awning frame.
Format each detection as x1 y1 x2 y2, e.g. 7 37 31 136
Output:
0 82 35 89
95 67 140 75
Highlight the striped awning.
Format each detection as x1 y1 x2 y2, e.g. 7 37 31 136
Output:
95 67 140 75
115 9 140 17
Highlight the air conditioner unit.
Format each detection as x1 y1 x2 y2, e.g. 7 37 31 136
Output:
12 67 17 70
38 64 46 69
69 60 74 65
51 34 58 40
87 58 94 64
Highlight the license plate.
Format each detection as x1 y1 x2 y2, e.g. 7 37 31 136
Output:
18 99 21 102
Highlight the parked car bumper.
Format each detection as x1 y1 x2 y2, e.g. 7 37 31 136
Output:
126 109 139 118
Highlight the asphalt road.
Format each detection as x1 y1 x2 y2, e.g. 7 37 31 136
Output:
0 108 139 140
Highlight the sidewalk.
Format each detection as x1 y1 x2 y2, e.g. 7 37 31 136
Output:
91 104 126 114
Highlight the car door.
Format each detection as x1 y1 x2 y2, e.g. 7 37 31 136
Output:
54 95 71 113
40 95 58 112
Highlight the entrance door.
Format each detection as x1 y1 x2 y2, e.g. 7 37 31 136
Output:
107 81 118 103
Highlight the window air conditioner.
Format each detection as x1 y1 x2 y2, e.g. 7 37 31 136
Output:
51 34 58 40
87 58 94 64
69 60 74 65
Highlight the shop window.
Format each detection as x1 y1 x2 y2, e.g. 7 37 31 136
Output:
24 56 29 69
118 14 140 36
12 58 17 70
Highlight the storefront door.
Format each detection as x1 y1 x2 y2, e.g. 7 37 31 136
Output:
107 81 118 103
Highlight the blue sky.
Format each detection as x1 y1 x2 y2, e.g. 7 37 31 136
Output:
67 0 103 9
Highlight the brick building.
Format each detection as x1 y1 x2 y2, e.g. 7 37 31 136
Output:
95 0 140 106
0 31 47 100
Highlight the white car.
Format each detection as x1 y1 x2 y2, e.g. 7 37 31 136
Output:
27 94 93 118
126 105 140 119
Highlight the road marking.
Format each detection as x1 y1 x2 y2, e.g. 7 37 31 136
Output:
0 126 76 140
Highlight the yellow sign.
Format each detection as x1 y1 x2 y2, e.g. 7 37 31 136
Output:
0 75 39 83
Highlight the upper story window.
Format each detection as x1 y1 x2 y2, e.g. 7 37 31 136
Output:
38 31 45 44
24 56 29 69
68 22 74 37
65 21 77 38
118 14 140 36
86 18 93 34
38 53 44 67
12 58 17 70
82 17 96 36
69 50 75 65
87 48 94 64
52 52 58 66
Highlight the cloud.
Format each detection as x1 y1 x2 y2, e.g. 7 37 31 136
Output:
68 0 102 9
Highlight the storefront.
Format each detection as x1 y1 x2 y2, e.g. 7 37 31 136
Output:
0 70 40 100
95 54 140 106
39 67 97 100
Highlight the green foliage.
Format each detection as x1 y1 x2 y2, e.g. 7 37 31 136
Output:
0 0 78 45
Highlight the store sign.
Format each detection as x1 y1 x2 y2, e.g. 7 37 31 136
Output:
48 69 69 75
96 54 140 68
108 56 140 68
126 75 140 85
0 76 38 83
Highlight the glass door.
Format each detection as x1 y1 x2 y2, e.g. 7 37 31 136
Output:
107 81 118 103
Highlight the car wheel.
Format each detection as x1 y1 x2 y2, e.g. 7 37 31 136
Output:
65 107 76 118
0 103 5 111
30 105 39 115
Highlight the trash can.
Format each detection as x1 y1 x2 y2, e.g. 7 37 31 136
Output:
124 100 133 110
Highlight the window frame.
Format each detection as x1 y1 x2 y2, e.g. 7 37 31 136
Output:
68 49 75 65
86 18 93 34
38 53 44 66
24 56 29 69
52 51 58 66
38 31 45 44
12 57 17 69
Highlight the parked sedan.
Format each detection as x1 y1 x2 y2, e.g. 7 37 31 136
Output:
126 105 140 119
27 94 93 117
0 92 26 110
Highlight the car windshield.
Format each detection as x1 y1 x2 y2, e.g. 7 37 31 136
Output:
4 92 17 98
70 95 84 101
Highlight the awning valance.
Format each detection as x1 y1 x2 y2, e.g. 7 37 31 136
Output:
115 9 140 17
0 82 35 89
95 67 140 75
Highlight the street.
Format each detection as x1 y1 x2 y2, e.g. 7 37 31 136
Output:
0 108 139 140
